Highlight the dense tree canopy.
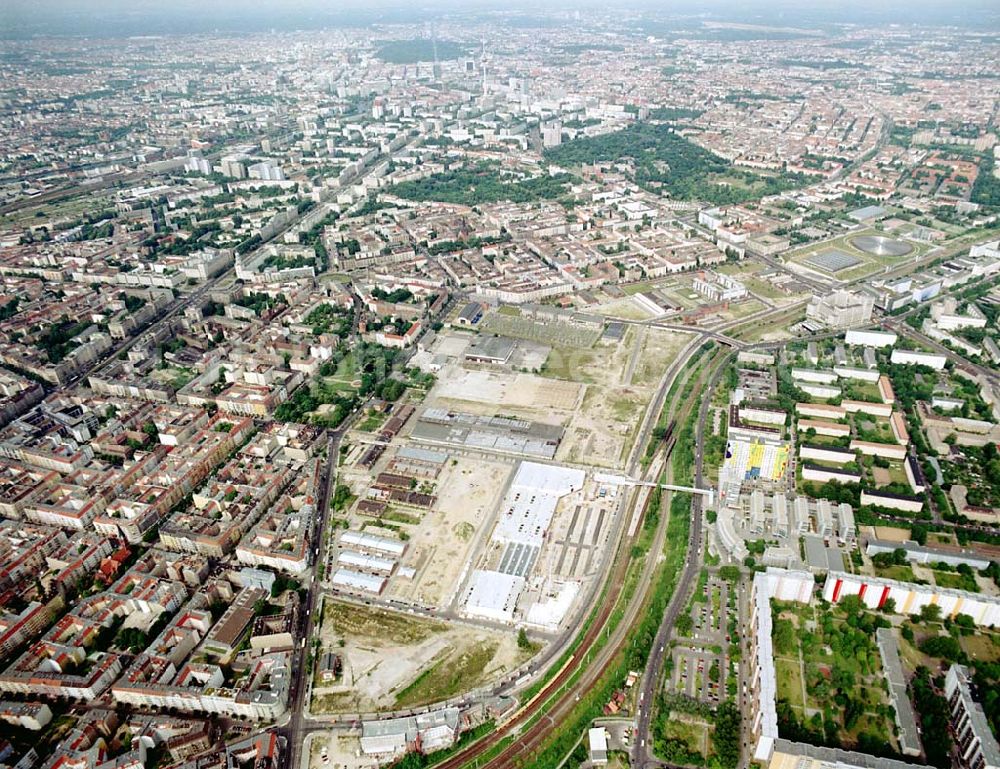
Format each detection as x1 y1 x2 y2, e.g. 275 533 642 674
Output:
544 122 814 204
392 163 572 205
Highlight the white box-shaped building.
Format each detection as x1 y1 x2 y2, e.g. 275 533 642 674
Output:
340 530 406 558
331 568 386 594
800 445 855 465
792 368 839 384
796 403 847 420
890 349 947 370
798 419 850 438
337 551 396 574
749 569 815 763
851 440 907 460
799 383 841 400
463 570 525 623
842 400 893 418
834 365 881 383
802 465 860 485
845 329 897 348
860 489 923 513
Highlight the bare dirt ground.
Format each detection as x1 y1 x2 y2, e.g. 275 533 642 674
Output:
593 297 657 321
312 599 529 713
546 326 692 468
431 367 584 416
308 732 378 769
632 327 693 388
386 456 513 610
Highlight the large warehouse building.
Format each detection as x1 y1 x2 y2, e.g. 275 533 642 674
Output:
462 462 584 624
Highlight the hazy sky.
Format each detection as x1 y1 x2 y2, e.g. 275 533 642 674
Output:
1 0 998 38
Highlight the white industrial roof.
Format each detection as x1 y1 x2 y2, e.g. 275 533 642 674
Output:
464 569 525 623
494 462 584 547
340 530 405 557
338 550 396 573
588 728 607 751
331 568 385 594
526 580 579 631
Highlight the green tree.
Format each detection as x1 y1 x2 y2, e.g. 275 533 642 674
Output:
911 666 953 768
713 701 741 769
718 565 741 583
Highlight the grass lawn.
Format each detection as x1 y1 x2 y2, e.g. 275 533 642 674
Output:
659 284 701 310
2 192 116 229
663 716 711 758
717 260 763 277
961 633 1000 663
772 600 895 751
897 634 928 672
622 279 663 296
851 414 895 443
746 275 807 300
875 564 916 581
933 570 978 592
884 460 909 486
730 304 805 342
775 656 805 711
541 346 596 382
394 640 497 707
356 410 387 432
843 381 882 402
610 393 642 422
801 433 849 447
332 350 359 381
150 366 197 390
720 297 765 321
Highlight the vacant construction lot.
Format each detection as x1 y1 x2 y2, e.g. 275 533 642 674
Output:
386 456 513 610
540 326 693 468
433 367 584 414
312 599 530 713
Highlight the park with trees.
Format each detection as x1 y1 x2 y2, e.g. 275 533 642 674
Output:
544 122 815 204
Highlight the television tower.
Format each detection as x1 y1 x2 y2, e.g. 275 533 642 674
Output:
431 22 441 81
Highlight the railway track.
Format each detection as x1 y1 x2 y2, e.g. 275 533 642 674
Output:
432 496 641 769
434 350 720 769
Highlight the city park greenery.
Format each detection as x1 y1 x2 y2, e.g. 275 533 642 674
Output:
37 318 91 363
375 39 470 64
910 666 952 769
391 163 574 205
544 122 815 204
972 153 1000 210
772 594 899 757
304 302 352 339
273 342 402 426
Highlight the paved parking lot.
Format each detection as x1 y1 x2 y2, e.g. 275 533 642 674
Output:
667 574 733 705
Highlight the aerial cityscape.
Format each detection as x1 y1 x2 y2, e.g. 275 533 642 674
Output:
0 2 998 769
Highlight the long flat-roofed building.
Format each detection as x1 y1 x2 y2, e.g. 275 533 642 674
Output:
825 571 1000 626
749 569 815 762
463 462 584 624
946 664 1000 769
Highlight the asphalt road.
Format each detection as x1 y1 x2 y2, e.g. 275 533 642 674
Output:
631 348 734 769
282 420 354 769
